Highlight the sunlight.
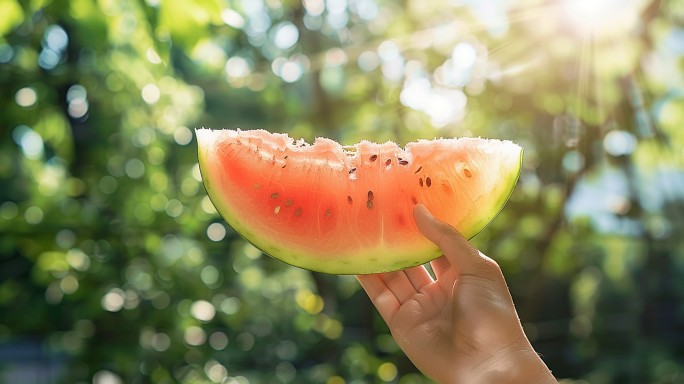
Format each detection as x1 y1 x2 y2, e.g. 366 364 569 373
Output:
561 0 644 38
565 0 615 25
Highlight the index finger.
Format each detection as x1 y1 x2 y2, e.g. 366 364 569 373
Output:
356 274 400 324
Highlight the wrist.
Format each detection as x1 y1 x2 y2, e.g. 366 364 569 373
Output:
468 340 556 384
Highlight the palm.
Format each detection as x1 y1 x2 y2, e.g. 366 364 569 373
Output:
357 206 538 383
360 260 524 383
388 269 456 365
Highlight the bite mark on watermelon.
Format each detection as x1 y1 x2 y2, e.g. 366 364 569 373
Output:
197 128 523 275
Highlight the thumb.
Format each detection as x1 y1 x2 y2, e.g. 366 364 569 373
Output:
413 204 493 276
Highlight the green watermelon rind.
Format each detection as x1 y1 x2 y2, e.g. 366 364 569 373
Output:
198 137 522 275
464 147 523 241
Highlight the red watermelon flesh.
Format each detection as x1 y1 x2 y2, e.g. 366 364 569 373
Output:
196 129 522 274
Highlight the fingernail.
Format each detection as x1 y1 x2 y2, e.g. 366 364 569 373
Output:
418 204 433 218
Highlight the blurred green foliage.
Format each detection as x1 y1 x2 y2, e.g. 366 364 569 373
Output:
2 0 684 383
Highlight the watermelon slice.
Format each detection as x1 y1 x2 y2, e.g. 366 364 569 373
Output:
196 129 522 274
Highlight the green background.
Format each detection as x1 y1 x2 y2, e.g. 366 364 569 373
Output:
1 0 684 383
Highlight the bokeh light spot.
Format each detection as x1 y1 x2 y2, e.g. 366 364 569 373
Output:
377 362 398 381
148 147 165 165
45 282 64 304
38 49 60 70
452 42 477 69
142 84 161 104
244 243 262 259
107 155 125 177
206 360 228 382
303 13 323 30
303 0 324 16
357 51 378 71
296 289 324 314
236 332 254 350
225 57 250 78
99 176 118 194
66 84 87 103
201 265 221 287
12 125 30 145
275 362 296 382
603 130 636 156
68 99 89 119
60 275 79 294
146 47 162 64
221 9 245 29
354 0 378 21
66 249 90 271
161 234 183 259
323 319 343 339
55 229 76 249
202 196 218 214
220 297 241 315
207 222 226 241
184 326 206 345
239 267 263 289
67 85 89 118
165 199 183 217
45 25 68 52
562 151 584 172
271 57 286 75
326 10 348 30
25 206 44 224
325 48 347 67
192 163 202 181
15 87 37 107
0 202 18 220
381 57 404 82
0 44 14 63
274 22 299 50
151 333 171 351
150 193 168 212
191 300 216 321
378 40 400 61
276 340 298 360
209 332 228 350
125 158 145 179
93 370 123 384
280 62 303 83
181 178 199 196
19 129 45 159
174 126 193 145
101 291 125 312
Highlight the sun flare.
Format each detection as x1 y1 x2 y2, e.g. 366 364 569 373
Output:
561 0 646 38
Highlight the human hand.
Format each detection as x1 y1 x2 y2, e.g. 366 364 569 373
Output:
356 205 556 384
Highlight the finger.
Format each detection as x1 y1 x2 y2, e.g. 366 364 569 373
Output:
430 256 455 282
356 274 400 323
413 204 492 277
403 265 434 291
379 271 417 304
